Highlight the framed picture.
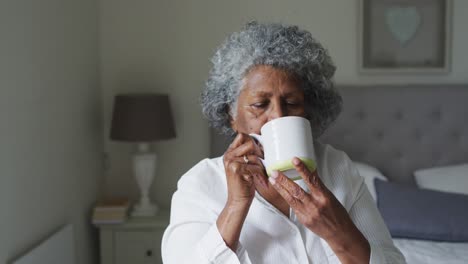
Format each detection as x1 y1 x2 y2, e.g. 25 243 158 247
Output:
359 0 452 74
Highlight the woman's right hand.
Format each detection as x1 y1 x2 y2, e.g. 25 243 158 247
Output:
217 133 267 250
223 133 267 206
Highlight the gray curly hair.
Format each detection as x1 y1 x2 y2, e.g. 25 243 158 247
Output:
201 21 342 137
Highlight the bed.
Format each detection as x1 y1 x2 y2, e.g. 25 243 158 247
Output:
210 85 468 264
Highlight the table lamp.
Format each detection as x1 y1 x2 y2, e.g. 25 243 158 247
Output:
110 93 176 216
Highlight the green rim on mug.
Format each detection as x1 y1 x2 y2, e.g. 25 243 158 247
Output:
266 157 316 180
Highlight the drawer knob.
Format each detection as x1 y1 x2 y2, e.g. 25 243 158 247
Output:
146 250 153 257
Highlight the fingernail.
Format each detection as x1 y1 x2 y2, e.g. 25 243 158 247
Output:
268 176 276 184
292 157 301 165
271 170 279 179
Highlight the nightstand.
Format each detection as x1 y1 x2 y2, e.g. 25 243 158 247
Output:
98 210 170 264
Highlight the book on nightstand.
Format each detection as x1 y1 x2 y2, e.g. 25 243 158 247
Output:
92 197 130 225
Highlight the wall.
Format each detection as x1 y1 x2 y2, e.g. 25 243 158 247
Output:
0 0 102 263
99 0 468 209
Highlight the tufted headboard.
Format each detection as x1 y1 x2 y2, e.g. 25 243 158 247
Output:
210 85 468 185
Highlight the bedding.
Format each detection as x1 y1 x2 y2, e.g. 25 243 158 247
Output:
414 163 468 195
393 238 468 264
355 164 468 263
375 179 468 242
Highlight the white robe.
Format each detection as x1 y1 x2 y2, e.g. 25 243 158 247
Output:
162 142 405 263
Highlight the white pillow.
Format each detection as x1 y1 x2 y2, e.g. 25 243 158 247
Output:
414 163 468 195
353 161 388 200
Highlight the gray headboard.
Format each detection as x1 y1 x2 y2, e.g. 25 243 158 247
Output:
210 85 468 185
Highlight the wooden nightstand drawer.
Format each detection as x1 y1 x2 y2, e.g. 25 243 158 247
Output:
98 210 169 264
114 230 162 264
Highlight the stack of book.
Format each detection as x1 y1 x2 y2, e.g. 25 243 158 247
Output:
92 198 130 225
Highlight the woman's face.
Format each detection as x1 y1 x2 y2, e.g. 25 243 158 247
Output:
230 65 306 135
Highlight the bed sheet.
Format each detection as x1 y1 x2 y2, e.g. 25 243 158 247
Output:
393 238 468 264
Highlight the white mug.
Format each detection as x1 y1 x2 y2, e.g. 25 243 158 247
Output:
250 116 317 181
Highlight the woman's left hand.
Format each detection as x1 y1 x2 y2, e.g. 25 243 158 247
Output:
269 157 370 264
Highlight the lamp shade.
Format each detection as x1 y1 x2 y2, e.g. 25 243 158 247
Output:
110 93 176 142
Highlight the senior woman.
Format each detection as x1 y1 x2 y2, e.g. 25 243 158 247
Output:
162 22 405 264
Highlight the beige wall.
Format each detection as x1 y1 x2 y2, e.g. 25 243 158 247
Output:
99 0 468 209
0 0 102 263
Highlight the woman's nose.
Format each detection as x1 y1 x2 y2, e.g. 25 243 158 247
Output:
268 102 286 121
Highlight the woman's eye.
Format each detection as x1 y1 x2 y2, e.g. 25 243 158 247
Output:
286 101 300 106
252 102 267 108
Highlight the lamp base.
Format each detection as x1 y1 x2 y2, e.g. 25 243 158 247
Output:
131 143 159 217
131 202 159 217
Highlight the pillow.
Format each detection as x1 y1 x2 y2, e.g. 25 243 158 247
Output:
414 163 468 195
375 179 468 242
353 162 388 200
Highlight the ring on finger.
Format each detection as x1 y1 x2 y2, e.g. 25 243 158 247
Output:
243 155 249 164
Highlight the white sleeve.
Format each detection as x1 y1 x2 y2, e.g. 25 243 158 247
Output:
320 179 406 264
319 148 406 264
348 178 406 264
161 164 252 264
